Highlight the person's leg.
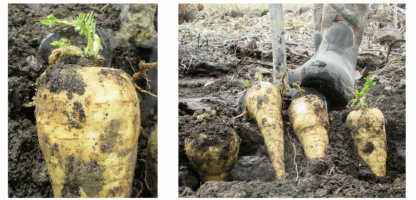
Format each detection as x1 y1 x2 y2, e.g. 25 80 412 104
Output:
313 3 323 51
289 4 369 108
288 3 324 85
314 4 323 32
321 4 368 47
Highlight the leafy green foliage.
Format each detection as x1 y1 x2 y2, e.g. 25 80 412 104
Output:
197 110 217 123
243 80 249 87
40 12 97 56
50 38 70 47
255 72 263 82
36 71 47 86
40 15 72 27
292 83 304 96
197 113 210 120
348 77 376 110
211 110 217 117
197 113 211 124
355 77 376 98
72 12 96 39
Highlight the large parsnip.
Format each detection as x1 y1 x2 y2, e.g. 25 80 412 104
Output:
244 82 285 180
35 65 141 197
288 94 329 161
346 108 387 177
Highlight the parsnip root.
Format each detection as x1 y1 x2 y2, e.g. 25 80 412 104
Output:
244 82 285 180
346 108 387 177
288 94 329 161
36 66 140 197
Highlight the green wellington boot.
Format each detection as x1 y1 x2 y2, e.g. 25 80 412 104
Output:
288 32 322 84
289 22 358 107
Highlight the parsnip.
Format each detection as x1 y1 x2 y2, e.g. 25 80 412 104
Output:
35 65 141 197
288 94 329 161
346 108 387 177
145 125 158 197
184 121 239 183
244 82 285 180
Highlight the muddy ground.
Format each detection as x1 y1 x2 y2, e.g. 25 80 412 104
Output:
8 4 157 197
178 4 406 197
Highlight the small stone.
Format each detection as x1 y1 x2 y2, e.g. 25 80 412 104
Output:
384 86 392 91
204 80 215 87
375 28 403 47
316 189 328 197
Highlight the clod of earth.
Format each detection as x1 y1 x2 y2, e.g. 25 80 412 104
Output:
185 118 240 183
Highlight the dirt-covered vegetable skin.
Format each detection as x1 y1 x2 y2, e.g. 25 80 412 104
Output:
35 66 141 197
146 126 158 197
244 82 285 180
346 109 387 177
288 94 329 161
185 127 239 183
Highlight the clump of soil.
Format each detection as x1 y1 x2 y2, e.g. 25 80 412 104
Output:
183 114 240 182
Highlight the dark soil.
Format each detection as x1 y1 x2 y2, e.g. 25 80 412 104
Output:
8 4 157 197
178 6 405 198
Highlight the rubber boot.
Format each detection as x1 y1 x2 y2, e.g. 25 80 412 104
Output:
289 23 358 107
288 32 322 84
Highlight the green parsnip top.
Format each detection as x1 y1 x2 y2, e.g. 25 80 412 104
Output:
41 12 97 56
348 77 376 110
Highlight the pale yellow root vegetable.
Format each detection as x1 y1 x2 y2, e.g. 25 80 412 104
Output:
288 94 329 161
35 65 141 197
244 82 285 180
346 108 387 177
184 123 239 183
145 125 158 197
